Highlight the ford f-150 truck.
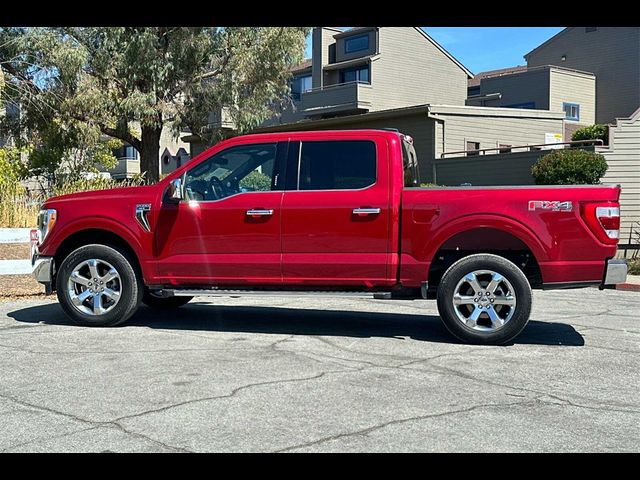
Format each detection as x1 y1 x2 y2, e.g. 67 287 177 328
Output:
30 129 627 344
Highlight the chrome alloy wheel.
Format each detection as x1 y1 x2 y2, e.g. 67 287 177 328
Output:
452 270 517 332
67 259 122 316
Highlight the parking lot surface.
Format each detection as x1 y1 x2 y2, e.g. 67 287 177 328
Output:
0 288 638 452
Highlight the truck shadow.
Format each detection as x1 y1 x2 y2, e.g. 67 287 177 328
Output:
7 301 585 346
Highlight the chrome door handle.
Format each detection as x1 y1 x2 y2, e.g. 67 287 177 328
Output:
352 208 381 215
246 209 274 216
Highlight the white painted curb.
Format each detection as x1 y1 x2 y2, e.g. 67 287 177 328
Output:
0 228 32 244
0 259 31 275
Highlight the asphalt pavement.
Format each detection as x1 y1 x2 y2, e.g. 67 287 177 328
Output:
0 288 638 452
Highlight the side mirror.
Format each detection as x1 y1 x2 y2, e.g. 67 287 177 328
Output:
169 178 184 201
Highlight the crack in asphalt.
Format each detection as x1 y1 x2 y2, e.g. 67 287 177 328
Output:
0 391 192 453
2 425 103 453
0 342 267 356
414 363 640 414
273 398 536 452
312 335 426 362
112 368 351 424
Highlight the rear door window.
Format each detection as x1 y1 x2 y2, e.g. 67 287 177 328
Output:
297 140 376 191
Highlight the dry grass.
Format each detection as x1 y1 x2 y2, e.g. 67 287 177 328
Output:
1 176 147 228
0 193 41 228
0 274 49 302
0 243 31 260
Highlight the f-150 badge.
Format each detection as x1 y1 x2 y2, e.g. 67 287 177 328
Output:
528 200 573 212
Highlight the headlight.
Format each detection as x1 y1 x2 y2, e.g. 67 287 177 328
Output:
37 209 57 243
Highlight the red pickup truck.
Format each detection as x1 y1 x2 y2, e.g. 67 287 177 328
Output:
31 129 627 344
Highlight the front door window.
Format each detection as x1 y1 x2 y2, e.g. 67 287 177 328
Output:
184 143 277 202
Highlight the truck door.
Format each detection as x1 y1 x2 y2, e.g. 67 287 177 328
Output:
281 136 393 287
154 141 286 285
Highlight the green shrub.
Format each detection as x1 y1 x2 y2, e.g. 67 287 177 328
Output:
531 149 608 185
239 170 271 192
628 259 640 275
571 124 609 145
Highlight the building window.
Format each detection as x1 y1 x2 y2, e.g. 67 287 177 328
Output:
498 144 512 153
298 140 376 190
290 74 312 101
505 102 536 109
466 141 480 156
113 144 139 160
328 44 336 64
585 27 598 33
340 65 370 84
344 34 369 54
563 102 580 121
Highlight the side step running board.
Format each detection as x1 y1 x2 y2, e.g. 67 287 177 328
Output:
159 289 394 300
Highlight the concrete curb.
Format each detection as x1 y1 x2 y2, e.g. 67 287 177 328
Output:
616 283 640 292
0 259 31 275
0 228 32 244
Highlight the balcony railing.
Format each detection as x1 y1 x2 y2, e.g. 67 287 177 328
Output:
99 157 140 179
300 81 373 116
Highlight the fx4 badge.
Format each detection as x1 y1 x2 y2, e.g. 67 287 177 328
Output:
528 200 573 212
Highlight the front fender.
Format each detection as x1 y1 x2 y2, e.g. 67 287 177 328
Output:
40 216 148 263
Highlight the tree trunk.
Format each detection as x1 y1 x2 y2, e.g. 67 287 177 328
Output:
140 125 162 183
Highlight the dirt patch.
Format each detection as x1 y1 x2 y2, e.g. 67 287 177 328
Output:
0 274 50 302
0 243 31 260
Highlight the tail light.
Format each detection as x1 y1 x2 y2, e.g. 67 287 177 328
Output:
581 202 620 245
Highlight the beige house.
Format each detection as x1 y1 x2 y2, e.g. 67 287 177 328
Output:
103 124 191 179
270 27 473 125
466 65 596 139
597 107 640 244
256 103 565 183
525 27 640 124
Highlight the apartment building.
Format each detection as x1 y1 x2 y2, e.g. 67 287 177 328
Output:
525 27 640 124
273 27 473 124
257 103 565 183
467 65 596 139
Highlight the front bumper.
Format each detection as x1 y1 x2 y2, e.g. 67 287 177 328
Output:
602 259 628 286
32 255 54 294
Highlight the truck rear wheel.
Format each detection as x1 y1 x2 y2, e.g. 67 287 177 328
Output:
56 244 143 327
436 254 532 345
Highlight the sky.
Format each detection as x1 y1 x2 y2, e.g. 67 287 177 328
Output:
304 27 565 74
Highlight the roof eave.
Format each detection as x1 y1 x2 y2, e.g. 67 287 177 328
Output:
524 27 571 59
414 27 474 78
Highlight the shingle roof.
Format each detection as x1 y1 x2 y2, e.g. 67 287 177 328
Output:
290 59 312 74
467 65 528 87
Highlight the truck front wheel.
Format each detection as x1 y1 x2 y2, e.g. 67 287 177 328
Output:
436 254 532 345
56 244 143 327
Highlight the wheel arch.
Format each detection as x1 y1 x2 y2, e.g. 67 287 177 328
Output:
426 220 545 293
53 228 144 287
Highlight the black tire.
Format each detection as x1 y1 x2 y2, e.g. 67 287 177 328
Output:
436 254 532 345
56 244 143 327
142 291 193 309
